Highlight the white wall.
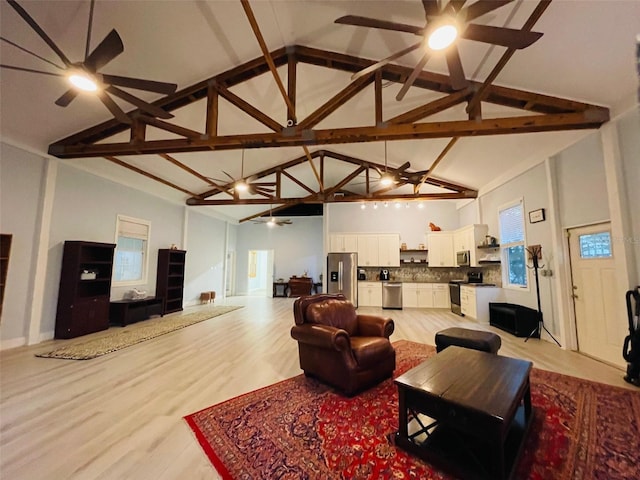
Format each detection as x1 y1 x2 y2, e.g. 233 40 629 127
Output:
0 144 230 346
0 143 47 343
551 132 610 228
617 108 640 283
478 163 558 334
235 217 323 295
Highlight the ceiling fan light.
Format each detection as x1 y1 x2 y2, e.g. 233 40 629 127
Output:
235 180 249 192
68 72 98 92
380 174 394 186
427 22 458 51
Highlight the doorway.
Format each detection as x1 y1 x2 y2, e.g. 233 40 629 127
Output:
568 222 626 367
247 249 274 297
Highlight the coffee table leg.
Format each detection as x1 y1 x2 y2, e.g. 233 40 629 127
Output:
397 388 408 439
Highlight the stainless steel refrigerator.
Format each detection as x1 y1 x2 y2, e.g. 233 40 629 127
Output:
327 252 358 306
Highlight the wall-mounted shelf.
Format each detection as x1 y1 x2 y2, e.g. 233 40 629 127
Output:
478 260 501 264
478 244 500 249
400 249 428 253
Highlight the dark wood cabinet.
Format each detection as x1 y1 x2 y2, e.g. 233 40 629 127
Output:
109 297 163 326
1 234 13 318
55 241 116 339
156 249 186 314
288 277 313 297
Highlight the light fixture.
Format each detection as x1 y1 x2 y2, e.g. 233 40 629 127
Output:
427 22 458 51
361 203 366 210
405 203 410 208
418 203 424 209
267 217 276 227
373 202 378 210
68 71 98 92
384 201 389 208
380 141 394 186
395 202 401 209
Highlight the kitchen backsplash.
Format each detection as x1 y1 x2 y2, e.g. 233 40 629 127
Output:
359 264 502 286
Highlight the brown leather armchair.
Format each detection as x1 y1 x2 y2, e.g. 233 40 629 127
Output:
291 294 396 396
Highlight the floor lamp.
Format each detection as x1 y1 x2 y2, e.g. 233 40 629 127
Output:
525 245 561 346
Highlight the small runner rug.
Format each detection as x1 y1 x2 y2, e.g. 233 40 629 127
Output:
36 305 242 360
185 340 640 480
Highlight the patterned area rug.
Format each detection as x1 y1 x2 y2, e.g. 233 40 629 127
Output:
185 340 640 480
36 306 242 360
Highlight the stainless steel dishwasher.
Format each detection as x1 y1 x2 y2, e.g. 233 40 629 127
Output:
382 282 403 309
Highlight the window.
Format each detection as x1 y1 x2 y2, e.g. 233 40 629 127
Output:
579 232 612 258
499 199 527 288
113 215 150 285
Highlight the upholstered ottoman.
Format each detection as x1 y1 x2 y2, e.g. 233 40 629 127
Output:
435 327 501 354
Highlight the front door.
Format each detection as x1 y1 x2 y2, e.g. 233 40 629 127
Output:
568 222 626 367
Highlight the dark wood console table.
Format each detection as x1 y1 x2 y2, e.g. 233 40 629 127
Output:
394 346 533 480
273 282 289 297
109 297 163 326
288 277 312 297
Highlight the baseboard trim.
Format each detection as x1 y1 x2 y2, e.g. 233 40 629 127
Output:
1 336 26 351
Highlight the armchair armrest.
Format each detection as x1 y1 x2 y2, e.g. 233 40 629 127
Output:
356 315 395 338
290 324 350 351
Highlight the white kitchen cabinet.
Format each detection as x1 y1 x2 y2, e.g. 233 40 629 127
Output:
378 234 400 267
431 283 450 308
358 281 382 307
402 283 449 308
329 234 358 253
402 283 432 308
357 235 379 266
460 285 501 322
454 224 489 267
427 232 454 267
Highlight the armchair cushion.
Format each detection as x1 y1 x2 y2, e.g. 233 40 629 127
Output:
306 299 358 335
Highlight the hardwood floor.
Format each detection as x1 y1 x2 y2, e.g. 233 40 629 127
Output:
0 296 632 480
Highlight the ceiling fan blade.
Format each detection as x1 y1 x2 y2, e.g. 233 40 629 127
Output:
1 36 66 70
0 64 64 77
222 171 236 182
55 89 79 107
335 15 423 36
445 47 469 90
396 52 430 101
448 0 468 12
462 23 543 49
351 42 422 81
106 85 173 119
101 74 177 95
83 29 124 72
421 0 440 18
96 91 132 124
7 0 72 67
392 161 411 174
463 0 514 22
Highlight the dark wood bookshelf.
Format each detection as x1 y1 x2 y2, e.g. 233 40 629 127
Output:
156 249 186 314
0 234 12 318
55 241 116 338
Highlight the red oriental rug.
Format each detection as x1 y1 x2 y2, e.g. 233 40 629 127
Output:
184 340 640 479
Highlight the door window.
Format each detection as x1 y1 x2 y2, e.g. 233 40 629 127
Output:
579 232 612 258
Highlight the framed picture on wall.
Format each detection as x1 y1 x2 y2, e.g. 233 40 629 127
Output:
528 208 545 223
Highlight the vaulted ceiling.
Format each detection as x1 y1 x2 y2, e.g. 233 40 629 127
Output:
1 0 638 222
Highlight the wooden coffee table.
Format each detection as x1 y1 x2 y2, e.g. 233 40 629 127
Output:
394 346 533 480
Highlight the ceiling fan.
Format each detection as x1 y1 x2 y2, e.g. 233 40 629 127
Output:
0 0 177 124
251 206 292 227
209 150 276 197
335 0 543 100
252 217 292 227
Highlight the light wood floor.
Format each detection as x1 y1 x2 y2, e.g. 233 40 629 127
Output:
0 297 633 480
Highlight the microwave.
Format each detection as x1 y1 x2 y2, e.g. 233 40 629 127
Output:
456 250 470 266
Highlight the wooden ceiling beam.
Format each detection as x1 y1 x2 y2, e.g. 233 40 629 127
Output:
187 190 476 206
296 74 373 130
387 88 472 125
213 82 283 132
52 109 606 159
49 45 606 153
